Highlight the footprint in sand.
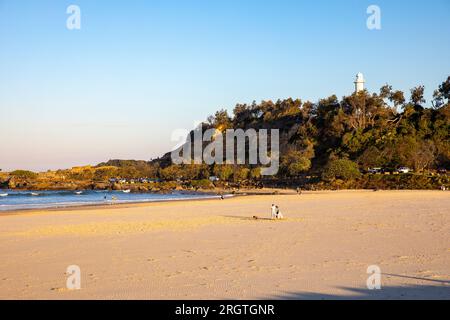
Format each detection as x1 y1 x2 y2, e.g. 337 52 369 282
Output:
147 258 159 262
88 273 99 280
50 287 69 292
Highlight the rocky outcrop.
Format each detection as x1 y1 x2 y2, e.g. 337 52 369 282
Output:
0 174 9 185
90 182 110 190
112 183 123 191
7 178 16 189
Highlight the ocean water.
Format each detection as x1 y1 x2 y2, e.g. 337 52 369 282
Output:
0 189 224 212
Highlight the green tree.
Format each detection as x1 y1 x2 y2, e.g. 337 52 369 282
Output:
280 149 312 177
322 159 361 181
233 166 250 181
213 165 234 181
93 167 118 181
249 167 261 180
207 109 232 129
410 86 426 105
358 146 384 169
160 165 181 181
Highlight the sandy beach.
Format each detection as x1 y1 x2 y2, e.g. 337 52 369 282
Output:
0 190 448 300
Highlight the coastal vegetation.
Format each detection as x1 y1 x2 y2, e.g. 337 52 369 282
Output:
1 76 449 191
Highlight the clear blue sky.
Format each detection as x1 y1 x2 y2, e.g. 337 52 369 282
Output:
1 0 449 171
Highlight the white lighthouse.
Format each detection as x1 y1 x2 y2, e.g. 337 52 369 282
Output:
354 72 365 93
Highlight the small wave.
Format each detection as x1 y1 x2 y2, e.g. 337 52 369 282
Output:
0 191 77 197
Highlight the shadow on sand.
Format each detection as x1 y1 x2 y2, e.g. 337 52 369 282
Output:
272 274 450 300
222 215 275 221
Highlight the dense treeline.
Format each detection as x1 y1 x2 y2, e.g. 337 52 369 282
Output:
153 76 449 183
1 76 449 190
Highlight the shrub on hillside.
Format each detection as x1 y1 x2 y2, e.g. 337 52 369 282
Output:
10 170 38 179
191 179 214 190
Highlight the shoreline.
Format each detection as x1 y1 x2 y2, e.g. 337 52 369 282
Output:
0 193 234 216
0 188 445 216
0 187 291 215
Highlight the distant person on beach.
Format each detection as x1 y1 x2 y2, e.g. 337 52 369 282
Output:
271 204 277 219
275 205 284 219
296 187 302 195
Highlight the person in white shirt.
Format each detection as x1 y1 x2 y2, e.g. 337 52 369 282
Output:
271 204 277 219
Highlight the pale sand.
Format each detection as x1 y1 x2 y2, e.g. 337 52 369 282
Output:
0 190 449 300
